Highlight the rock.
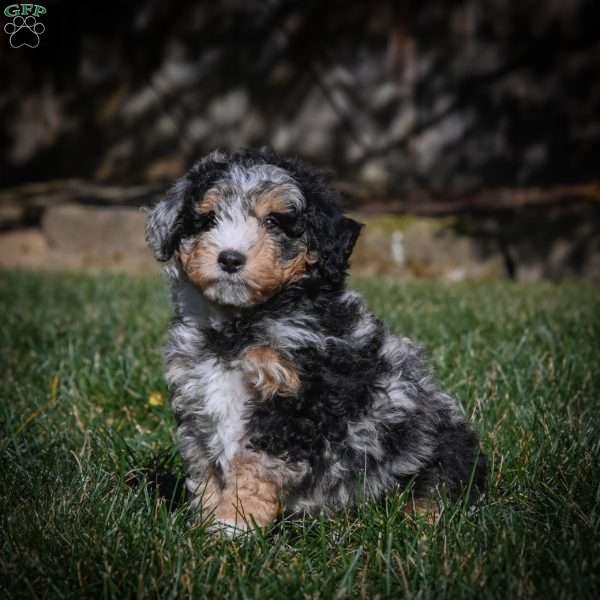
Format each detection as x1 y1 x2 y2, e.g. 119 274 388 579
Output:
43 204 146 254
585 252 600 282
350 215 506 280
41 204 157 272
0 228 49 269
0 204 26 228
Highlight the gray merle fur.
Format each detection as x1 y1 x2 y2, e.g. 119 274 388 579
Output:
146 148 486 520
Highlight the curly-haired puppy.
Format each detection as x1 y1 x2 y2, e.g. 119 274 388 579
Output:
146 149 486 533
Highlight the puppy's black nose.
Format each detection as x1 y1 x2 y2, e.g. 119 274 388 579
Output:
218 250 246 273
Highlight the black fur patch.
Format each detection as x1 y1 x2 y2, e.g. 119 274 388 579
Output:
149 148 487 519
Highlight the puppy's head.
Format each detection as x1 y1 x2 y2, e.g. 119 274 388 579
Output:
146 149 362 307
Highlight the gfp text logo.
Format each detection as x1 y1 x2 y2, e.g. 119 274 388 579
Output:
4 4 47 48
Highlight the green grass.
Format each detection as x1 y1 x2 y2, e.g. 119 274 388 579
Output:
1 271 599 599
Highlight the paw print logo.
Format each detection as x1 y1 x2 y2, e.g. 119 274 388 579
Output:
4 15 45 48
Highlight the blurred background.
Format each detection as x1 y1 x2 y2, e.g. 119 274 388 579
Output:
1 0 599 281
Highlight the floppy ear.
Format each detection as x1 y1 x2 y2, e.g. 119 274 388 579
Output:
338 216 363 262
145 177 190 262
145 150 229 261
307 215 363 288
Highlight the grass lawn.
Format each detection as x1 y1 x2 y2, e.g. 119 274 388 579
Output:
1 270 599 599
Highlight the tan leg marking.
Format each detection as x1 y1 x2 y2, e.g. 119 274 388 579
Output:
404 496 440 524
242 346 300 400
214 455 282 531
199 470 223 515
188 468 223 518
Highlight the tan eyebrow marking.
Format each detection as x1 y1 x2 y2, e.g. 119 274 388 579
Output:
255 186 293 219
196 191 222 214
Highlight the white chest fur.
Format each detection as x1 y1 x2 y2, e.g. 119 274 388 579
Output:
167 276 253 474
167 338 253 475
200 358 252 471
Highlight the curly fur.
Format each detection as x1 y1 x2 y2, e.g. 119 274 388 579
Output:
146 148 486 532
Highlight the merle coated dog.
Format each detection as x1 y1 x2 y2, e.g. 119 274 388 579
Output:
145 149 486 533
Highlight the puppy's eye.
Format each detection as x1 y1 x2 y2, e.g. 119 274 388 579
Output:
194 210 216 232
263 215 279 228
263 212 303 237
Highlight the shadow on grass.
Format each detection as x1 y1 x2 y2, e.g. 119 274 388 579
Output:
125 451 188 511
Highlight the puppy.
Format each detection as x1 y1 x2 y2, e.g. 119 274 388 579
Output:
146 149 486 533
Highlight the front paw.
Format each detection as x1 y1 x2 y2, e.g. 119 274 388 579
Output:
404 496 441 525
241 346 300 400
209 516 252 537
186 474 221 517
211 496 279 534
209 453 282 533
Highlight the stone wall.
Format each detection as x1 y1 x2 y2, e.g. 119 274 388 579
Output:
2 201 599 282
